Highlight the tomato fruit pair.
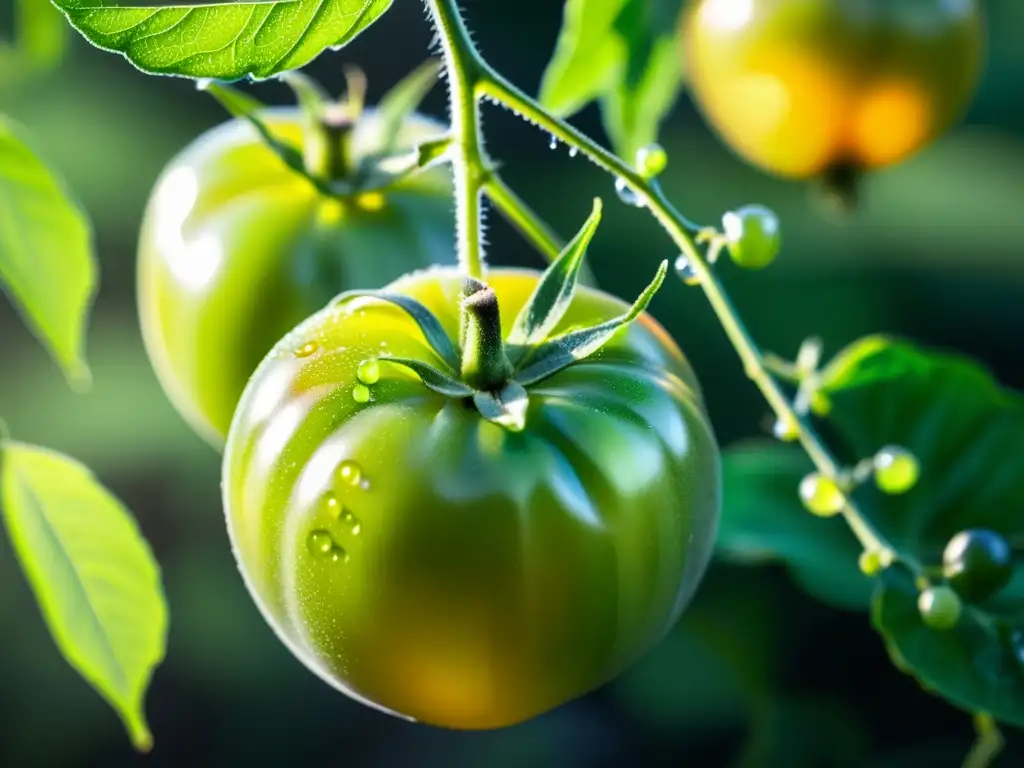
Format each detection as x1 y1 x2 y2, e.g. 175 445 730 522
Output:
222 255 722 729
138 101 455 445
682 0 985 179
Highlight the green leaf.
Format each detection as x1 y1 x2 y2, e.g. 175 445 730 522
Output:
515 260 667 386
539 0 629 117
602 32 682 162
0 117 95 386
380 357 474 399
539 0 685 159
279 70 332 120
376 59 442 155
473 383 530 432
719 443 870 611
508 198 602 351
813 337 1024 723
333 290 460 371
52 0 395 80
873 567 1024 726
0 441 167 750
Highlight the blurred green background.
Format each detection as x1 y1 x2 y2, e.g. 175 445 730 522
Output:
2 1 1024 766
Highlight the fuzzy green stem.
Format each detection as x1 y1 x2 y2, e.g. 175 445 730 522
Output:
460 278 514 391
426 0 917 575
424 0 487 279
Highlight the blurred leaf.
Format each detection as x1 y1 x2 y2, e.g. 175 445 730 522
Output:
810 337 1024 724
0 442 168 750
51 0 394 80
377 59 442 155
718 443 869 611
0 116 95 386
539 0 684 159
873 567 1024 726
19 0 68 69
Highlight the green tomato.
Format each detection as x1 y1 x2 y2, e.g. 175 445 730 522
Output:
721 204 781 269
917 585 962 631
223 267 721 729
798 472 844 517
683 0 985 178
942 529 1013 602
138 108 455 446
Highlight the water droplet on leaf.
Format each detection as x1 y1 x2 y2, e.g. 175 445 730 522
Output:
635 143 668 178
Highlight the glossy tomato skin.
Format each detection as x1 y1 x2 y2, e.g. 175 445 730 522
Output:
223 267 721 729
138 109 455 446
683 0 985 177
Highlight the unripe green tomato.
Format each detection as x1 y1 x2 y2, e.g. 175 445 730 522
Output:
942 529 1013 602
873 445 920 494
721 204 781 269
223 267 722 729
138 108 455 446
682 0 985 178
799 472 844 517
917 585 962 630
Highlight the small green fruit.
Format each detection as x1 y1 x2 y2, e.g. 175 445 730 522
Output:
942 529 1013 602
722 204 781 270
917 585 962 631
799 472 845 517
873 446 919 494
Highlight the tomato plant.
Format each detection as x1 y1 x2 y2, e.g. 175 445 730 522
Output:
1 0 1020 764
682 0 985 185
138 71 456 445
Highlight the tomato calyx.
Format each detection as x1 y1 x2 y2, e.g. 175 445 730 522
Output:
199 61 450 199
332 199 668 432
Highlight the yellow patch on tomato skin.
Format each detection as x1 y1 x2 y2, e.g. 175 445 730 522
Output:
852 81 933 168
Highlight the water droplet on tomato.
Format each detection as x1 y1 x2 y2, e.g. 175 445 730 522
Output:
295 341 319 358
337 460 363 487
307 530 334 558
324 492 341 519
340 510 362 535
614 178 644 207
357 359 381 385
352 384 371 404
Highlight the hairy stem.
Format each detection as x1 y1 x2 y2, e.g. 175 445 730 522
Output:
424 0 916 573
424 0 486 278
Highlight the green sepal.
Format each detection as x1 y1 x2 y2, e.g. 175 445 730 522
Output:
381 357 475 398
507 198 602 356
332 290 460 371
473 382 530 432
278 70 332 121
377 59 443 155
197 79 330 196
515 260 668 386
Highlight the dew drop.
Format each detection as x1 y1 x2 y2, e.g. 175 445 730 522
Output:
549 135 558 150
340 510 362 536
324 492 342 519
359 478 371 491
295 341 319 358
568 147 579 158
307 530 334 558
352 384 371 403
614 178 644 207
337 460 363 487
674 255 700 286
357 359 381 385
